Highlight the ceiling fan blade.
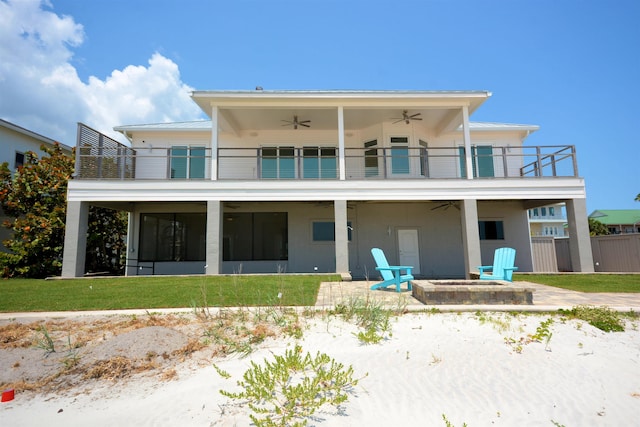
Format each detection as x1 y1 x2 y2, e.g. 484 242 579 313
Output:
409 113 422 120
299 123 310 128
392 118 404 124
299 120 311 124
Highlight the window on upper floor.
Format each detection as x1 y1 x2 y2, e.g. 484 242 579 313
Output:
261 147 295 179
364 140 379 177
170 146 205 179
14 152 25 170
459 145 495 178
303 147 337 179
541 207 547 217
479 220 504 240
390 136 410 175
419 140 429 177
549 207 555 216
533 208 539 217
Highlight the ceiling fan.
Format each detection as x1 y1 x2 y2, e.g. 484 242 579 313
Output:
431 201 460 211
281 115 311 130
392 110 422 124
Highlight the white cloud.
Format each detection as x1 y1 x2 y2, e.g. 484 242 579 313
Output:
0 0 203 145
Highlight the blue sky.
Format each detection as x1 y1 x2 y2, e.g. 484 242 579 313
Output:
1 0 638 212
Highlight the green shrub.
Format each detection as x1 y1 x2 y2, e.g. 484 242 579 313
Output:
220 344 362 426
560 305 627 332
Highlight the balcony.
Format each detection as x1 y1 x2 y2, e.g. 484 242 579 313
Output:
75 123 579 181
76 144 579 181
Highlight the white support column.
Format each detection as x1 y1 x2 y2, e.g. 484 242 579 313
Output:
61 201 89 277
334 199 350 274
206 200 222 275
565 198 595 272
337 106 346 180
460 199 482 279
461 105 474 180
210 105 219 181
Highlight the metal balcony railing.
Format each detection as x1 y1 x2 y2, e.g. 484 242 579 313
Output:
75 124 579 180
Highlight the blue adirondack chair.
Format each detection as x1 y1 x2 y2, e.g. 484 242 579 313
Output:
370 247 414 292
477 247 518 282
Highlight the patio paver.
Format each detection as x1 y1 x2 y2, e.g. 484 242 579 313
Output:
315 280 640 312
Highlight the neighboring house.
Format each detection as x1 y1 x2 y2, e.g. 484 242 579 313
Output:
0 119 72 251
61 90 595 278
589 210 640 234
528 203 567 237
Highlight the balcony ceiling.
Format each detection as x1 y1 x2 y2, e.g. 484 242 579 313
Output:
218 107 455 132
193 90 491 134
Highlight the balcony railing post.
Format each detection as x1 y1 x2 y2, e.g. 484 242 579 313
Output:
97 134 104 179
571 145 579 177
256 148 262 179
382 148 387 179
536 147 542 177
501 146 508 177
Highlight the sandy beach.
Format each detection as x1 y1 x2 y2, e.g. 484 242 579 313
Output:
1 308 639 427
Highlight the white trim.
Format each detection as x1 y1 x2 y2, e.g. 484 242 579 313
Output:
67 178 588 203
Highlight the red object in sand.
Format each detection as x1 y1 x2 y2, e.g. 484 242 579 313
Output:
1 389 15 402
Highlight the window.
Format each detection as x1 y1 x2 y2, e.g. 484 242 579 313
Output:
261 147 295 179
390 136 410 174
312 221 352 241
170 146 206 179
478 220 504 240
533 208 539 217
549 207 555 216
223 212 288 261
303 147 336 179
459 146 495 178
419 140 429 177
364 140 379 177
139 213 206 261
541 207 547 217
14 152 25 169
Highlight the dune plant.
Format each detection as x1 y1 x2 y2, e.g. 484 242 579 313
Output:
560 305 629 332
442 414 468 427
219 344 362 426
332 296 393 344
34 325 55 355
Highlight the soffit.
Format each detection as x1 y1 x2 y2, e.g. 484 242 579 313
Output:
193 90 491 133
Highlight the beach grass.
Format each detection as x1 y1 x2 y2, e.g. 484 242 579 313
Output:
0 274 338 312
515 274 640 293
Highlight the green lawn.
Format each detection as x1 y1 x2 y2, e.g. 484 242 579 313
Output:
515 274 640 293
0 275 339 313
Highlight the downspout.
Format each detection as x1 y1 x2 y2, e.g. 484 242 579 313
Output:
461 105 473 179
338 106 346 180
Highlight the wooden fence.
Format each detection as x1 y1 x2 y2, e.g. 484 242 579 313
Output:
532 234 640 272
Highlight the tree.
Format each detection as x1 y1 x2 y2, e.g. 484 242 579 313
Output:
588 217 609 236
636 193 639 202
0 144 127 278
85 206 128 275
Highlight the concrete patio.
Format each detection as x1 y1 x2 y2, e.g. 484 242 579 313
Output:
315 279 640 312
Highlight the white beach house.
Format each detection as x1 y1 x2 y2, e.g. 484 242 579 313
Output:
61 90 594 278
